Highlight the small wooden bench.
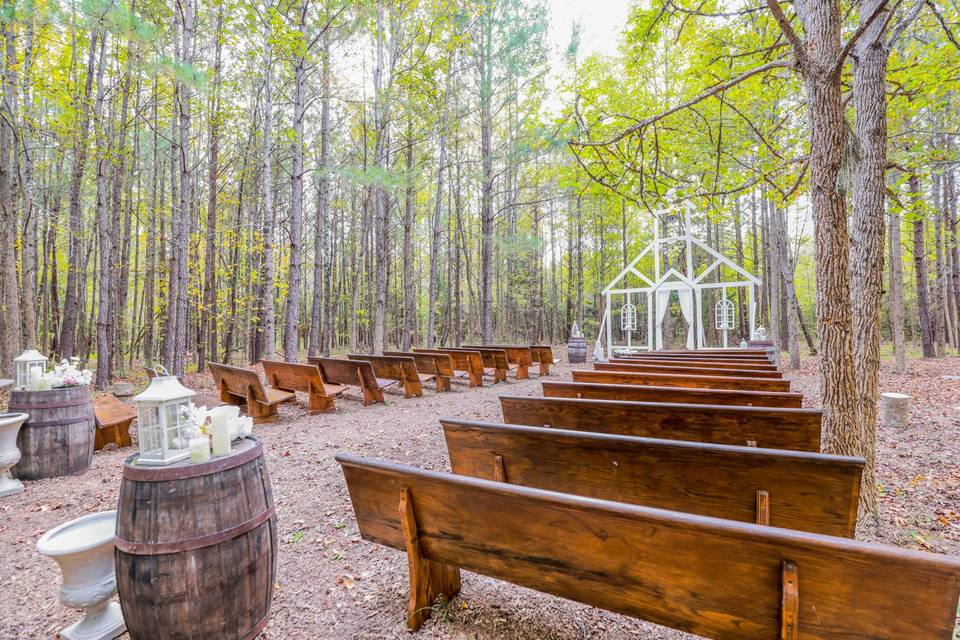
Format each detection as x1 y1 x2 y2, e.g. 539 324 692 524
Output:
528 345 557 375
450 347 510 382
575 369 791 392
499 395 822 451
463 345 533 379
261 360 346 414
542 380 805 408
348 354 424 399
384 351 455 392
413 348 484 387
308 356 395 405
338 454 960 637
207 362 295 424
442 419 862 536
610 356 780 372
93 395 136 450
596 361 785 379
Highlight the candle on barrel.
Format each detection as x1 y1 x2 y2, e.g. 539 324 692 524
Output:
29 368 42 391
210 415 231 456
188 437 210 463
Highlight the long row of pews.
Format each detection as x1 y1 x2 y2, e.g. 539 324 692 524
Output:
202 345 557 421
338 347 960 639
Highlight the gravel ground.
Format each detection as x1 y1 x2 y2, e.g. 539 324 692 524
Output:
0 352 957 639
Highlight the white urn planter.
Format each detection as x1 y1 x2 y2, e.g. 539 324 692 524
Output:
0 412 28 497
37 510 126 640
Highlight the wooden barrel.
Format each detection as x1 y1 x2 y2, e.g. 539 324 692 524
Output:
568 336 587 363
116 437 277 640
10 386 94 480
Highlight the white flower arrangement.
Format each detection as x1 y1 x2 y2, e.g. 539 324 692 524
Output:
36 358 93 390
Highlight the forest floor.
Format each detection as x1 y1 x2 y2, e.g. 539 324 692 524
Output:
1 351 958 639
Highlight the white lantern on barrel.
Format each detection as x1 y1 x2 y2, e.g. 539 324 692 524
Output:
132 372 197 465
14 349 47 390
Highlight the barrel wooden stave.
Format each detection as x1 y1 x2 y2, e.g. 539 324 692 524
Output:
10 386 95 480
116 438 277 640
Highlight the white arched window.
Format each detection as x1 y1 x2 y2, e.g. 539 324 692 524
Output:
620 303 638 331
715 298 736 330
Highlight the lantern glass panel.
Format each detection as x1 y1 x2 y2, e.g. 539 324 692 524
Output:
138 405 163 461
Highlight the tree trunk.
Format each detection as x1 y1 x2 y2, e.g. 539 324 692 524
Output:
260 12 276 359
309 31 331 358
888 209 907 373
401 115 416 351
910 174 935 357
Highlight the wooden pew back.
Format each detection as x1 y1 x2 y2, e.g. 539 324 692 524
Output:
208 362 270 404
529 345 556 373
542 380 804 408
413 348 484 386
610 357 779 372
452 347 509 372
384 351 455 379
261 360 325 395
597 361 784 379
442 419 862 536
574 369 791 392
463 345 533 378
499 395 822 451
338 454 960 640
348 354 423 398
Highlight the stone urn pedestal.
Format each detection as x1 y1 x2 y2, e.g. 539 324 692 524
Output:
37 510 126 640
0 412 28 497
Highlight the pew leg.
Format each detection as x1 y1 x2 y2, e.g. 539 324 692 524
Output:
399 488 461 631
406 380 424 398
756 490 770 526
247 387 278 424
496 369 506 383
540 362 550 376
469 372 483 387
308 392 336 414
516 364 529 380
361 385 385 406
436 376 451 392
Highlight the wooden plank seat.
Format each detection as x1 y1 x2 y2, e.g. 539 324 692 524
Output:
207 362 295 424
261 360 346 414
623 350 773 363
93 395 136 450
499 395 822 451
384 351 455 392
441 419 863 536
347 354 424 399
596 361 784 379
338 454 960 638
463 345 533 379
307 356 395 405
450 347 510 382
574 369 791 392
610 357 780 372
413 348 484 387
542 381 804 408
528 345 557 375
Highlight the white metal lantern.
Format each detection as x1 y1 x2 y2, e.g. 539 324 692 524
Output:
715 299 736 330
754 325 768 341
14 349 48 390
620 303 638 331
132 373 197 466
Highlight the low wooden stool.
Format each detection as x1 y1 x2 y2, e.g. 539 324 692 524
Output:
93 395 136 450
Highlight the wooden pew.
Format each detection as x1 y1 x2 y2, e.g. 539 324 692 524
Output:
449 347 510 383
617 354 776 368
307 357 395 405
442 419 862 536
93 395 136 450
574 369 791 392
207 362 295 424
542 380 804 408
338 454 960 637
413 348 484 387
596 361 784 379
261 360 346 413
499 395 821 451
623 350 772 363
348 354 424 398
610 357 780 372
463 345 532 379
384 351 455 392
528 345 556 375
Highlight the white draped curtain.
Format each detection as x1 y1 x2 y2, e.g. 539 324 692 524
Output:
678 288 695 349
655 290 670 349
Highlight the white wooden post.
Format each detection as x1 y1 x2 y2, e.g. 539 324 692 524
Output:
646 291 653 351
605 294 612 358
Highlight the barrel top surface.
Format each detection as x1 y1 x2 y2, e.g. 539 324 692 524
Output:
123 436 262 481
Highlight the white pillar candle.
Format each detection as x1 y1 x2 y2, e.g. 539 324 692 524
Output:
188 437 210 463
210 415 231 456
29 368 42 391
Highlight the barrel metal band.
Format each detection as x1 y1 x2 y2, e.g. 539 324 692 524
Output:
240 613 272 640
12 398 91 409
115 503 275 555
24 415 95 428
